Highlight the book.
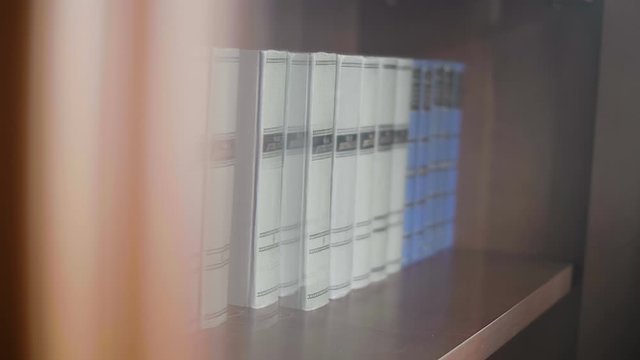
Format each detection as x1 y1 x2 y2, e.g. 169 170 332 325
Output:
403 61 424 266
228 50 287 309
294 52 337 310
351 57 379 289
444 62 464 250
370 57 397 281
414 61 432 261
386 58 413 274
329 55 363 299
279 53 310 297
200 48 237 328
429 62 446 256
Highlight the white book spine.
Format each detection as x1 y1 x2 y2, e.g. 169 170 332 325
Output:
352 57 379 289
229 50 286 309
370 58 397 281
200 48 238 328
329 55 363 299
280 53 309 297
300 53 337 310
386 58 413 274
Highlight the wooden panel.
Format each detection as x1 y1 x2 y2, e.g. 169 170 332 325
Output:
202 250 571 360
0 1 29 359
487 1 600 265
578 0 640 359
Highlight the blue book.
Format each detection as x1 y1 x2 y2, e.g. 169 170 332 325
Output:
442 62 455 251
424 61 444 258
445 62 465 249
403 61 425 266
413 61 433 262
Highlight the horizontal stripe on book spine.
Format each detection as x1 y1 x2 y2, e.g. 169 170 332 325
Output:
214 58 239 63
331 223 354 233
204 244 230 255
257 284 280 297
203 307 228 320
309 244 330 254
260 227 280 237
280 279 299 288
372 226 388 233
203 259 230 271
307 288 329 299
352 273 370 281
265 57 287 63
355 233 371 241
310 229 330 239
386 258 402 266
281 222 301 232
329 281 351 290
279 237 300 246
330 238 353 248
258 243 279 252
356 220 372 227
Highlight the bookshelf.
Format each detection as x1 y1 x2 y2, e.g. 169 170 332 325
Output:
20 0 640 359
203 250 571 360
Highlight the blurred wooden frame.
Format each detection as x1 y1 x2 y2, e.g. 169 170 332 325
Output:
26 1 236 359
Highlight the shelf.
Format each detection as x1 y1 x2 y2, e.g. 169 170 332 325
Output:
205 250 572 360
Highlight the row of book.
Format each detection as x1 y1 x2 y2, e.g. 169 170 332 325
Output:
200 49 464 328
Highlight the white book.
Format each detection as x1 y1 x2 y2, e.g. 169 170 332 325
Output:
279 53 309 297
351 57 379 289
329 55 363 299
228 50 287 309
200 48 238 328
370 57 397 282
386 58 413 274
297 52 337 310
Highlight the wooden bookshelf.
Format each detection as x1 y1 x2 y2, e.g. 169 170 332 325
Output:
204 250 571 360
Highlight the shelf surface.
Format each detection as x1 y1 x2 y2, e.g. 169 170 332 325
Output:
205 250 572 360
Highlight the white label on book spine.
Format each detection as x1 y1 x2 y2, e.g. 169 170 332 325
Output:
280 53 309 297
200 48 238 328
352 57 379 289
387 58 413 274
370 58 397 282
301 53 336 310
329 56 362 299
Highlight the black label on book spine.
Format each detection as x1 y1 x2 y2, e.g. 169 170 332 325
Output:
360 131 375 150
312 134 333 155
211 137 235 163
286 131 305 150
423 69 433 111
394 129 408 145
411 68 421 111
377 128 394 151
336 133 358 152
263 133 283 153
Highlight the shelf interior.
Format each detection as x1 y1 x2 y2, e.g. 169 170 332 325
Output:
202 250 572 360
